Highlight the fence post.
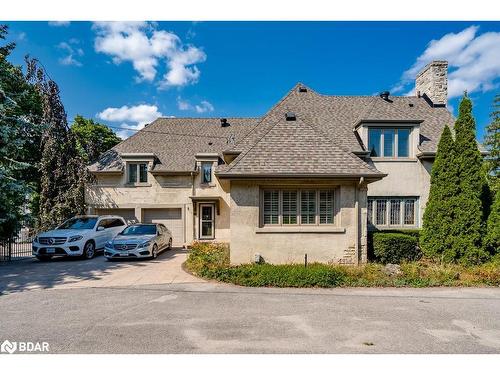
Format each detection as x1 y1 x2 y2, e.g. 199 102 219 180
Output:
8 237 12 261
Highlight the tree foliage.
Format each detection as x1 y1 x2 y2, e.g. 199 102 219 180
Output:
421 126 458 261
25 58 87 231
0 25 43 239
451 94 490 265
485 189 500 253
70 114 120 164
484 94 500 192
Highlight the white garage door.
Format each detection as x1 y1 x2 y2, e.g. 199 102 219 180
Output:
143 208 184 246
95 208 137 224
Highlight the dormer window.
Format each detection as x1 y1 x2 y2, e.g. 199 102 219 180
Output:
201 162 212 184
368 128 411 158
127 163 148 184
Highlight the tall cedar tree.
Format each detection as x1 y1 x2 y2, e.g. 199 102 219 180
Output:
484 94 500 192
25 58 87 231
70 115 121 164
421 126 458 261
486 189 500 253
451 94 490 265
0 25 43 238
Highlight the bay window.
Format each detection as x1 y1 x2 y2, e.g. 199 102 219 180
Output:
262 188 336 226
368 127 411 158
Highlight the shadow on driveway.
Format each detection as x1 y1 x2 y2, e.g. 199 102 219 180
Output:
0 248 188 295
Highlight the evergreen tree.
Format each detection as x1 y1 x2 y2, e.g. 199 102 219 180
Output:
70 115 121 164
25 58 87 231
0 25 43 238
485 189 500 253
484 94 500 193
451 94 489 265
421 126 458 261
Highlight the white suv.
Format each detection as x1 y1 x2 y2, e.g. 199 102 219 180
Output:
32 215 127 261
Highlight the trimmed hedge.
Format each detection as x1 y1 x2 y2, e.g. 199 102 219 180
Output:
367 229 420 261
372 232 421 264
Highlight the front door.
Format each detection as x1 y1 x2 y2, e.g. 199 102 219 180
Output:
199 204 215 239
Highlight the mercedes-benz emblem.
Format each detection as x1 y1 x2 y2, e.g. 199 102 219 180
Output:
48 238 55 245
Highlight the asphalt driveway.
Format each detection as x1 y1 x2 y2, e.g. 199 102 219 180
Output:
0 248 200 295
1 252 500 354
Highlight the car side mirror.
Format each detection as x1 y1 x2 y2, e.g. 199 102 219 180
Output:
97 226 105 231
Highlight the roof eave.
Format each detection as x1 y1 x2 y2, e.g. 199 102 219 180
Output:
215 172 387 180
354 119 424 131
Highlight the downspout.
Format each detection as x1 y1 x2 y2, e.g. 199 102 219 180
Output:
355 177 365 265
191 171 196 243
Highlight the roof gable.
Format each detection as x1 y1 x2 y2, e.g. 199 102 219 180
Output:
217 116 384 178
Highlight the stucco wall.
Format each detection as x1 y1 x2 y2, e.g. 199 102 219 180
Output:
85 158 231 244
366 158 433 227
229 179 366 265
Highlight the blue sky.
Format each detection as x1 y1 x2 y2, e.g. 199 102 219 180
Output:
3 21 500 140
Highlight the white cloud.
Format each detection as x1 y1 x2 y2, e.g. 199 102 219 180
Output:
195 100 214 113
177 97 214 113
93 22 206 87
393 26 500 99
97 104 163 139
57 40 84 67
48 21 70 27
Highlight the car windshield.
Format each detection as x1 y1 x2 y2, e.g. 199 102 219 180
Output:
58 217 98 230
120 225 156 236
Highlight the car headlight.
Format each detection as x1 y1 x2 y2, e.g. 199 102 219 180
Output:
105 241 113 248
68 235 83 242
138 241 151 248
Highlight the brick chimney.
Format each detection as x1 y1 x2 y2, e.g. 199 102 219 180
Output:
415 60 448 107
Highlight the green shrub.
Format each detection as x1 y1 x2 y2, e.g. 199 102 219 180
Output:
367 229 420 261
184 240 500 288
185 242 229 276
373 232 420 264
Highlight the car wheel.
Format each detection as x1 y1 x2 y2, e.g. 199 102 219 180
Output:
167 238 172 250
36 255 52 261
151 244 158 259
82 241 95 260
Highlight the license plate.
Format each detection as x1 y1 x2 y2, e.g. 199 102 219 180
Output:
119 252 129 257
46 248 55 254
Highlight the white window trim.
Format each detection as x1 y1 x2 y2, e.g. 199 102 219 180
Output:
368 196 419 228
368 127 412 158
260 188 337 227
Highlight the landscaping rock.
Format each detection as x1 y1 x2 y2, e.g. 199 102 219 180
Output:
383 263 402 277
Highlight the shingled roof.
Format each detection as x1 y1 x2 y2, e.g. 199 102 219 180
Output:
89 83 454 175
216 116 385 178
89 117 259 173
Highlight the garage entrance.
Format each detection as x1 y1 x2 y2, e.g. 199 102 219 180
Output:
95 208 137 224
143 208 184 246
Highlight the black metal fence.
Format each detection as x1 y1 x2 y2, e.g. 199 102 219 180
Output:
0 229 34 261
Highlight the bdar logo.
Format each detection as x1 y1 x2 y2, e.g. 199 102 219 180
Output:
1 340 17 354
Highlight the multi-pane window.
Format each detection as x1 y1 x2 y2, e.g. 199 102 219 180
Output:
300 190 316 224
282 190 298 224
262 189 335 226
368 128 411 158
368 197 418 227
263 190 279 225
319 190 334 224
127 163 148 184
201 162 212 184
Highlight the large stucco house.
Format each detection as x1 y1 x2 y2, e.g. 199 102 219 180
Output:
86 60 454 265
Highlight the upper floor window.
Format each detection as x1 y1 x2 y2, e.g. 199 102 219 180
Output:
262 189 335 226
368 128 410 158
201 162 212 184
128 163 148 184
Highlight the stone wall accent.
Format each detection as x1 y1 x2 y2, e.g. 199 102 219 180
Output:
415 60 448 107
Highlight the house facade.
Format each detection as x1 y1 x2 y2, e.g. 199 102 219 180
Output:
86 60 454 265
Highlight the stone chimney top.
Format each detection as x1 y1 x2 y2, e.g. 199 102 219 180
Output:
415 60 448 107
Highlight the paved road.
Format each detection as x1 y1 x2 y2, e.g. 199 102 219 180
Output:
1 254 500 353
